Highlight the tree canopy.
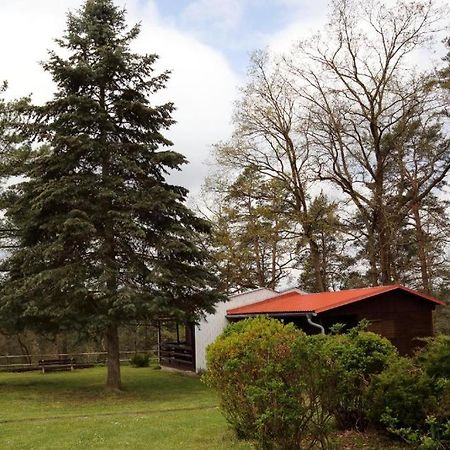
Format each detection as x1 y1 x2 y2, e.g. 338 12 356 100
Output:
0 0 220 389
202 0 450 303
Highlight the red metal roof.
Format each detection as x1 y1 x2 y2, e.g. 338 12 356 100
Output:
227 285 445 316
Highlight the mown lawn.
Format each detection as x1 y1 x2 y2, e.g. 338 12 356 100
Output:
0 366 249 450
0 366 408 449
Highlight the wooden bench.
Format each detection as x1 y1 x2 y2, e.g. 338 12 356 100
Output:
38 358 75 374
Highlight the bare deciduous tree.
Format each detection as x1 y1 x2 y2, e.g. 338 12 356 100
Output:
214 51 331 291
287 0 449 286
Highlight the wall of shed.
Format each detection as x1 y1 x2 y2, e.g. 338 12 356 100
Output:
318 290 435 354
194 288 276 372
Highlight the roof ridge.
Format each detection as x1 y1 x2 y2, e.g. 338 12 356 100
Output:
227 290 298 310
227 284 444 316
229 287 277 299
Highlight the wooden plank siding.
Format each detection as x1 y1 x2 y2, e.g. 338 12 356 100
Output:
318 290 435 354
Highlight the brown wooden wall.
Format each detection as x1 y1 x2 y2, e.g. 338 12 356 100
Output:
318 290 436 354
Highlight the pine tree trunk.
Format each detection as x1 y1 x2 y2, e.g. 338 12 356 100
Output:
374 181 392 285
412 201 431 293
364 217 379 286
309 238 326 292
254 236 265 287
379 235 391 284
270 234 278 289
106 324 121 391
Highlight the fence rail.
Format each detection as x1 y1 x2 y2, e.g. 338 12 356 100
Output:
0 349 158 372
159 342 195 371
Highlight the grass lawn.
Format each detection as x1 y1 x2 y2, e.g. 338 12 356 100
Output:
0 366 249 450
0 366 408 449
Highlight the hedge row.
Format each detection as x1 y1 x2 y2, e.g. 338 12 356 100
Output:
204 317 450 450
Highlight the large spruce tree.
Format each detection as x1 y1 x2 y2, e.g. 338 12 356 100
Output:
0 0 219 389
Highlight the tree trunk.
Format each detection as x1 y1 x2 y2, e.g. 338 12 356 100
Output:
283 135 327 291
98 82 121 390
270 234 278 289
58 334 68 357
105 323 121 390
378 229 392 284
144 324 151 351
374 180 392 285
17 334 32 365
412 201 431 293
367 234 379 286
308 238 326 292
254 236 265 287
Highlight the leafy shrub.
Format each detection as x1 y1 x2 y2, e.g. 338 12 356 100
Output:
368 358 437 428
321 325 397 430
416 335 450 379
130 353 150 368
368 337 450 449
204 317 299 443
382 411 450 450
204 317 336 449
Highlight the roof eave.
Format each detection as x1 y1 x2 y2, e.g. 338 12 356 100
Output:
314 285 445 313
226 311 314 319
226 285 445 317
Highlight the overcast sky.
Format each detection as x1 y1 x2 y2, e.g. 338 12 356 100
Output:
0 0 331 196
1 0 447 198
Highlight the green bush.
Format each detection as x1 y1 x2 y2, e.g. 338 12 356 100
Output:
368 358 437 428
321 326 397 430
204 317 336 449
367 337 450 449
416 335 450 379
130 353 150 368
381 410 450 450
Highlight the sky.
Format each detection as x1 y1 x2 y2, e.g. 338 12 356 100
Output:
0 0 330 196
0 0 447 200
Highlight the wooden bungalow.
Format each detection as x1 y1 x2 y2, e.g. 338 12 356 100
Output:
158 285 445 372
226 285 444 355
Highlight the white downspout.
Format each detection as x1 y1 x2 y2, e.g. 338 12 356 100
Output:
306 313 325 334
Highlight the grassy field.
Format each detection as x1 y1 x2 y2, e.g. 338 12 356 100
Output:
0 366 407 449
0 366 249 450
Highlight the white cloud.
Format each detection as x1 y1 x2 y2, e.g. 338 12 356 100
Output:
0 0 240 195
181 0 244 32
266 0 328 55
0 0 81 103
128 1 240 194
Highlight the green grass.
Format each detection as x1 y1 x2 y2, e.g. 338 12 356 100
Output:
0 367 408 449
0 366 250 450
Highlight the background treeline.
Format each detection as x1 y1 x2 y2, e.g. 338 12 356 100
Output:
0 324 159 361
201 0 450 325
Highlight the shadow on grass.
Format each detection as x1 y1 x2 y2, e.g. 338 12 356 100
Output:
0 366 214 412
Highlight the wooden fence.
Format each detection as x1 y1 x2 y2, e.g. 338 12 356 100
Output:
0 349 158 372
